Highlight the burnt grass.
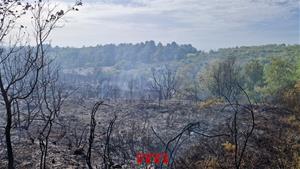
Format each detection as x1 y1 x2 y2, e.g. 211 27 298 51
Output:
0 99 297 169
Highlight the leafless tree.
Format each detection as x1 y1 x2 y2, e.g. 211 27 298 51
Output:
150 81 256 169
22 89 41 130
0 1 81 168
0 1 34 168
86 101 103 169
151 65 178 105
71 124 88 151
100 78 114 101
206 57 242 100
111 85 121 102
183 79 201 103
127 78 135 103
38 65 65 169
221 83 255 169
103 114 117 169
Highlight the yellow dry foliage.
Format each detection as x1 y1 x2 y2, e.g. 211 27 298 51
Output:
195 157 219 169
292 151 300 169
295 81 300 92
282 82 300 113
198 98 223 109
222 141 236 153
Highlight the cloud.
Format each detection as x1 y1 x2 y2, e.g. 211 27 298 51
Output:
49 0 299 50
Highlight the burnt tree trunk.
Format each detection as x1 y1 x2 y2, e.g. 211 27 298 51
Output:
0 76 14 169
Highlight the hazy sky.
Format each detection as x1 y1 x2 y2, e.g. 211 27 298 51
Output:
50 0 300 50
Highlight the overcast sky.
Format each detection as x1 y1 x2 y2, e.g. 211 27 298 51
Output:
49 0 300 50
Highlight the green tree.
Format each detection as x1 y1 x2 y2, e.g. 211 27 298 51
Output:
204 57 244 99
296 56 300 79
244 59 264 90
263 57 297 95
